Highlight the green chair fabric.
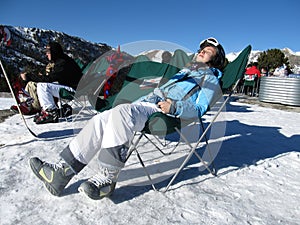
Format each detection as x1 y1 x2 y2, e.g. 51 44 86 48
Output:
59 88 76 101
95 49 193 112
96 61 177 112
133 55 150 63
221 45 252 90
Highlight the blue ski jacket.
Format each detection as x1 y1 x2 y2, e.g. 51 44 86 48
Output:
138 66 223 120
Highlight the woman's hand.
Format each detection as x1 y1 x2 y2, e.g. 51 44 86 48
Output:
157 99 173 114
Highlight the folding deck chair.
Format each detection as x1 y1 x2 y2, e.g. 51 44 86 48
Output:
125 45 252 192
58 88 96 122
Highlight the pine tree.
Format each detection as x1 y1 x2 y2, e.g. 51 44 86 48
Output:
257 49 290 72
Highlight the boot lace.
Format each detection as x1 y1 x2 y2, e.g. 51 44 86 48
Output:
44 161 64 171
89 168 113 187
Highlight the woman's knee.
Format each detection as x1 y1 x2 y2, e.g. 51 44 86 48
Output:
112 104 132 114
25 81 37 91
36 82 48 92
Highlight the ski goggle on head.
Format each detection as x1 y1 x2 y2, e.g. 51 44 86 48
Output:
200 37 219 47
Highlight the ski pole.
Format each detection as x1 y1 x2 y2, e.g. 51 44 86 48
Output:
0 59 37 137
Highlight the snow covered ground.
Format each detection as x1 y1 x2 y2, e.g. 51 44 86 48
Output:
0 97 15 110
0 97 299 225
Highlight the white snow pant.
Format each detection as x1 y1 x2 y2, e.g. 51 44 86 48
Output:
68 102 160 170
37 82 75 110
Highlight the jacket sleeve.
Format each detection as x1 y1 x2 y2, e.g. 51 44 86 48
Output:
26 58 66 83
173 73 222 119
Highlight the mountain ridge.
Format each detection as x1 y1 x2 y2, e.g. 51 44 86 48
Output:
1 25 299 87
0 25 111 78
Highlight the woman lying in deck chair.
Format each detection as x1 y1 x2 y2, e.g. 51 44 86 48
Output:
29 37 226 200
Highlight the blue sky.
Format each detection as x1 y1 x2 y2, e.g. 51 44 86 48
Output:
1 0 299 54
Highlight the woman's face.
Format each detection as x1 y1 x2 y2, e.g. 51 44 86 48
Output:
196 46 217 64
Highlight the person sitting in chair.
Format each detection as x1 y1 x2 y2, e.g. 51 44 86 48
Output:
29 37 226 200
20 41 82 124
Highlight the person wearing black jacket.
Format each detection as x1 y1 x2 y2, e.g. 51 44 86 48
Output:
20 41 82 124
